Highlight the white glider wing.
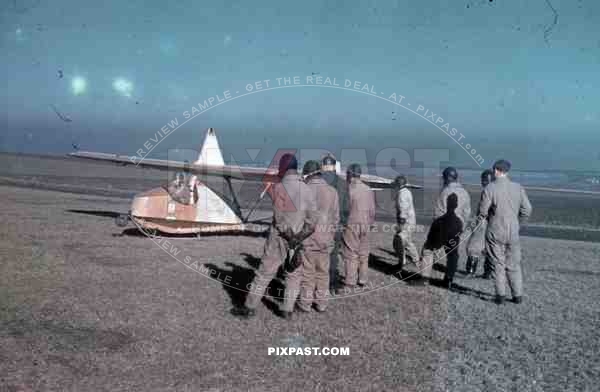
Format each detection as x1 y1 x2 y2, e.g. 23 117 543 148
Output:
68 151 281 183
68 128 422 189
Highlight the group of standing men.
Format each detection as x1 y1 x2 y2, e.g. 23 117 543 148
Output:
231 154 532 319
231 153 375 319
394 159 532 305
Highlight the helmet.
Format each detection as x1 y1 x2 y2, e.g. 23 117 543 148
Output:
347 163 362 178
322 154 337 167
278 153 298 176
481 169 493 187
442 167 458 185
302 160 321 177
394 175 408 189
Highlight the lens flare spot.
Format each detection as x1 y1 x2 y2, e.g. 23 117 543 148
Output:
71 76 87 95
113 78 133 97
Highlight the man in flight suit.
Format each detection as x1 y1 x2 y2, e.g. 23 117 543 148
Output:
338 163 376 290
393 175 419 271
295 160 339 313
478 159 532 305
231 153 317 319
465 169 494 278
416 167 471 289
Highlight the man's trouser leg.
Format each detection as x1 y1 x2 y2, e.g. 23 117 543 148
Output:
281 263 304 312
357 228 370 285
419 222 443 279
245 233 287 309
483 252 493 277
400 228 419 264
444 244 459 282
314 250 331 310
342 225 360 286
298 250 317 311
330 230 342 288
486 236 508 297
505 241 523 298
420 241 445 279
299 249 330 311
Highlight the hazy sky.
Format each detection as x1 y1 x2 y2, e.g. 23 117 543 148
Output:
1 0 599 170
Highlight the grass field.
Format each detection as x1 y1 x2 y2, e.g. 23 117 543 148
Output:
1 181 599 392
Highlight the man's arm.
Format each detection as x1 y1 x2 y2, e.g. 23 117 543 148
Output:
368 190 376 226
478 187 492 220
332 190 340 227
294 185 318 243
519 186 532 223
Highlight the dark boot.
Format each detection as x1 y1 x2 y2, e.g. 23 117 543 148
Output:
470 257 480 276
512 296 522 304
393 234 405 271
465 256 473 275
443 276 453 290
481 258 492 279
494 295 505 305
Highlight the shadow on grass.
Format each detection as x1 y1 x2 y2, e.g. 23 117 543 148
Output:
430 279 495 302
67 209 122 219
204 262 255 307
113 227 269 239
205 252 286 315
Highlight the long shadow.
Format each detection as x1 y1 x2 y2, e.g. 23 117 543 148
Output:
240 252 261 269
378 247 398 259
428 278 494 302
448 283 495 302
206 253 286 314
204 262 255 307
67 209 123 219
367 253 424 283
369 253 399 276
114 227 269 238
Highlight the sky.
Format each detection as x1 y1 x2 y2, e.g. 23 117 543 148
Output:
1 0 599 171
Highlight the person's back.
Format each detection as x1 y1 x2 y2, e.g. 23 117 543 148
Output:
440 210 463 247
339 164 375 289
346 180 375 227
305 176 339 251
418 167 469 288
396 187 416 227
393 177 419 268
435 182 471 227
482 177 530 244
478 159 532 305
440 193 463 278
232 154 317 319
271 172 316 234
299 165 340 312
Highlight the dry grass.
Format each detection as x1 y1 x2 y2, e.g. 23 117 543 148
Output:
0 154 599 391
